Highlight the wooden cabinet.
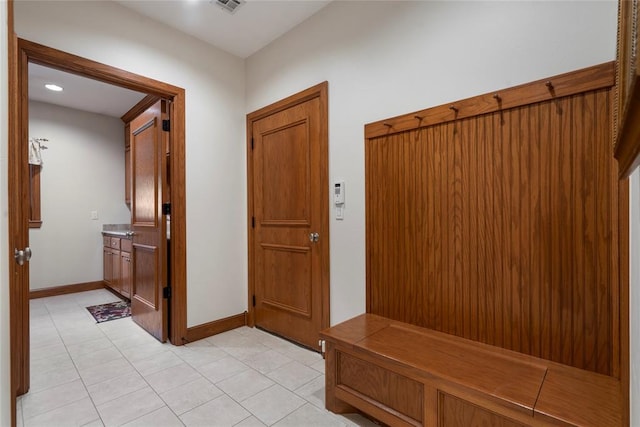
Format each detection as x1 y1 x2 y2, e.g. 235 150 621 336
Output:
103 234 132 299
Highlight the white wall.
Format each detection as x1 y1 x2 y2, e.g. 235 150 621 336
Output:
246 0 619 325
1 1 11 424
630 170 640 426
28 101 130 290
15 1 247 326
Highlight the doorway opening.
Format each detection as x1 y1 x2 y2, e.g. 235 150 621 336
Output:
8 39 188 411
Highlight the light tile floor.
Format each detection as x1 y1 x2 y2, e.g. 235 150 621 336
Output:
18 289 378 427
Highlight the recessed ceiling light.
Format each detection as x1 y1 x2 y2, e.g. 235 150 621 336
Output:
45 84 63 92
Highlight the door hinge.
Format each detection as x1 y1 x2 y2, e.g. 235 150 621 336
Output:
251 216 255 228
162 119 170 132
163 287 171 299
162 203 171 215
252 295 256 307
251 137 254 150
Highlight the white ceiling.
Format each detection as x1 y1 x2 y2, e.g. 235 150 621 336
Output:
28 0 331 117
115 0 331 59
29 63 147 118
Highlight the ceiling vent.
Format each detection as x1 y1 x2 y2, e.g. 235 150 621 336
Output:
214 0 244 14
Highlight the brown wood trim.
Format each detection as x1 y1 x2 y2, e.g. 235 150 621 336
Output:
185 313 247 343
19 39 181 98
8 0 31 418
16 38 188 346
9 42 189 419
120 94 161 123
247 82 329 122
246 112 254 327
365 62 615 139
29 281 105 299
169 89 188 346
7 1 23 425
619 180 630 425
246 82 330 331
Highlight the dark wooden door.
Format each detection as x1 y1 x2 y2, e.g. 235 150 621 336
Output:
130 100 168 342
250 84 329 349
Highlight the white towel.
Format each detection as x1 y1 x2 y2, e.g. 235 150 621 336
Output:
29 138 43 165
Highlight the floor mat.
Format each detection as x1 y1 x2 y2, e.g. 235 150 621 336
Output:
86 300 130 323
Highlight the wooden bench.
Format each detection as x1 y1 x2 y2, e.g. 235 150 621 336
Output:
320 314 623 427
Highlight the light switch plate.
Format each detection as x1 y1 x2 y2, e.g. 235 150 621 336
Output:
90 210 99 220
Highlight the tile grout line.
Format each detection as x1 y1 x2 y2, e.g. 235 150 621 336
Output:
56 293 111 427
25 297 99 425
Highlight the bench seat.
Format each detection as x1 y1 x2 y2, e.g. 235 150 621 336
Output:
320 314 622 427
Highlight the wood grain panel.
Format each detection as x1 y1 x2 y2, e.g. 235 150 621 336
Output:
261 120 310 222
365 66 622 375
439 393 526 427
337 351 423 423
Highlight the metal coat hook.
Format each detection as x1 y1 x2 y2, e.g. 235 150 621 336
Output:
32 137 49 150
383 123 393 128
414 115 423 122
449 105 458 113
493 93 501 102
545 81 554 90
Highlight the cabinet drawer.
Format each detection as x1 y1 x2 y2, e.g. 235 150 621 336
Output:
121 238 132 253
110 237 120 250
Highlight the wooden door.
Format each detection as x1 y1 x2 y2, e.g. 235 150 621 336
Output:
130 100 168 342
248 83 329 350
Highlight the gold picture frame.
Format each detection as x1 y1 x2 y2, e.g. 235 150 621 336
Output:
615 0 640 177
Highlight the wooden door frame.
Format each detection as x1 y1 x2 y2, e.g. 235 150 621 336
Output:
246 82 330 334
8 37 188 416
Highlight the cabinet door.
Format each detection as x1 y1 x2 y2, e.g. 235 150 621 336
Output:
111 249 121 293
121 252 131 299
103 247 113 285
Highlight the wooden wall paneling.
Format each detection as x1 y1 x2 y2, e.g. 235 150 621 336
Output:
478 114 489 345
529 103 542 358
424 126 436 329
467 117 479 343
538 103 552 363
571 93 586 371
365 65 619 374
595 88 613 376
509 107 522 355
452 120 463 338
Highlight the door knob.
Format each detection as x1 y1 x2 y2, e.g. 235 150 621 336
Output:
309 232 319 243
15 247 33 265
